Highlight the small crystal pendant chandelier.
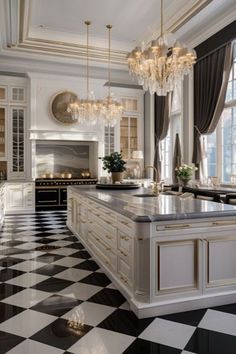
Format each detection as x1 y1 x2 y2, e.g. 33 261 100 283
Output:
69 21 101 124
127 0 197 96
100 25 123 127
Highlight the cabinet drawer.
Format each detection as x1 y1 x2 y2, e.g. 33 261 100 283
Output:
117 215 134 234
89 219 117 249
88 230 116 270
117 257 132 284
117 230 132 254
90 211 116 234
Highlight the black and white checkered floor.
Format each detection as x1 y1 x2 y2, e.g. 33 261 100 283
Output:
1 211 236 353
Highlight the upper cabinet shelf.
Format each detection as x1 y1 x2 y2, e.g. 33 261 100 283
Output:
0 86 7 103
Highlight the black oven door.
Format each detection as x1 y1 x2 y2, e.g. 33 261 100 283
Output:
60 188 67 205
36 188 59 206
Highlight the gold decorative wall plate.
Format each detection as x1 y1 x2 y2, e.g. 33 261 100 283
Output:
50 91 78 124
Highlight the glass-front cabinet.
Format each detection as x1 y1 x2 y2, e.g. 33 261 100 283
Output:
104 125 115 156
103 94 143 160
0 77 28 181
0 107 6 159
0 86 7 102
120 117 138 159
9 107 25 178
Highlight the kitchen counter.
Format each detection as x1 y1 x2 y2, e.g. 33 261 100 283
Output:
67 186 236 318
68 185 236 222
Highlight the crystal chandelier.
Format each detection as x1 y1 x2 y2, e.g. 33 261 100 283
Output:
68 21 101 124
100 25 123 127
127 0 197 96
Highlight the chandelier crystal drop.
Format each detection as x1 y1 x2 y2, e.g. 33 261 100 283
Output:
127 0 197 96
100 25 123 127
68 21 101 124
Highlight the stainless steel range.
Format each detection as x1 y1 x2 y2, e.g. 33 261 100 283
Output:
35 178 97 210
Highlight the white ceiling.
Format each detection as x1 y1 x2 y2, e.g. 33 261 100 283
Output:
0 0 235 79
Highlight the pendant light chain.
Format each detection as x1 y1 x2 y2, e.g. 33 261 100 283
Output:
161 0 163 37
85 20 91 100
107 25 112 97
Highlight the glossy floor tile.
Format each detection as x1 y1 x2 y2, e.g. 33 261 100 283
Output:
1 211 236 354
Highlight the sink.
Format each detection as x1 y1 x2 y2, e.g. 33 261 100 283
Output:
133 193 158 198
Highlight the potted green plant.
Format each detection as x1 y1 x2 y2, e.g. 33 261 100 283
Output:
101 152 126 183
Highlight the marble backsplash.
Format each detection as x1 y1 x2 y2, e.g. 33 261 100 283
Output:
35 142 90 178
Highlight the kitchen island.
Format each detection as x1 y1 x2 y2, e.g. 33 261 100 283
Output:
67 186 236 318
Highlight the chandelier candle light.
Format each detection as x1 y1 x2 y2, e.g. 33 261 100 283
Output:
68 21 102 124
100 25 123 127
127 0 197 96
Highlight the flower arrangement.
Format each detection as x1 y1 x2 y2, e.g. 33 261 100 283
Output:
175 164 198 185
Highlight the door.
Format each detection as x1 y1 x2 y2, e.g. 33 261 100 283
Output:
36 188 59 206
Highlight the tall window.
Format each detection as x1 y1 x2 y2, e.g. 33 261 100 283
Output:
204 44 236 183
160 86 182 182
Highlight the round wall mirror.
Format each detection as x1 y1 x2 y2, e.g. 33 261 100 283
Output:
50 91 78 124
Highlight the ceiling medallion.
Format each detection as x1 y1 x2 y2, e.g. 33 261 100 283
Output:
127 0 197 96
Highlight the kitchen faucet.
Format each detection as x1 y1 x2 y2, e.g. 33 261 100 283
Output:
143 165 160 196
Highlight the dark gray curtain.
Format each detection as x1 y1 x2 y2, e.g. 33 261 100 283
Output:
192 42 233 173
154 93 171 181
172 133 182 184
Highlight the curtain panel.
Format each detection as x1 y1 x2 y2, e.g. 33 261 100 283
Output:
154 93 171 180
192 42 233 172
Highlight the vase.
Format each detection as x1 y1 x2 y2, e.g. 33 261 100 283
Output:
179 177 191 187
111 172 123 183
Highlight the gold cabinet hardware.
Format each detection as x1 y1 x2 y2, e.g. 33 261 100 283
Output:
164 224 190 229
106 247 111 251
105 235 112 239
120 220 129 226
212 221 235 226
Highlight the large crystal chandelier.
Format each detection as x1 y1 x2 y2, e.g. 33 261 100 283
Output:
68 21 101 124
127 0 197 96
100 25 123 127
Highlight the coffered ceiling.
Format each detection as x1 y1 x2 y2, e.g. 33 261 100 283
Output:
0 0 236 77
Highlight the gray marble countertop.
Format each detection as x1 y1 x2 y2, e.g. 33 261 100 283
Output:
0 181 5 189
68 185 236 222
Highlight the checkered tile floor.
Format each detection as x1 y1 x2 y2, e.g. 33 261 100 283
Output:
1 211 236 353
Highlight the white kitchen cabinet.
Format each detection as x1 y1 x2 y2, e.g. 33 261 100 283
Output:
103 93 144 159
0 86 7 103
10 86 26 104
154 239 201 296
5 182 35 214
0 106 7 160
203 233 236 291
0 77 28 181
8 107 26 179
0 183 5 227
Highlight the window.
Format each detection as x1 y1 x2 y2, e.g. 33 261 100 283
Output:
160 86 182 182
204 44 236 183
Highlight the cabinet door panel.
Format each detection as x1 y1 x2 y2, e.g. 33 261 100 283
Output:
0 107 6 158
156 240 199 294
8 186 24 209
9 107 26 178
206 238 236 287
